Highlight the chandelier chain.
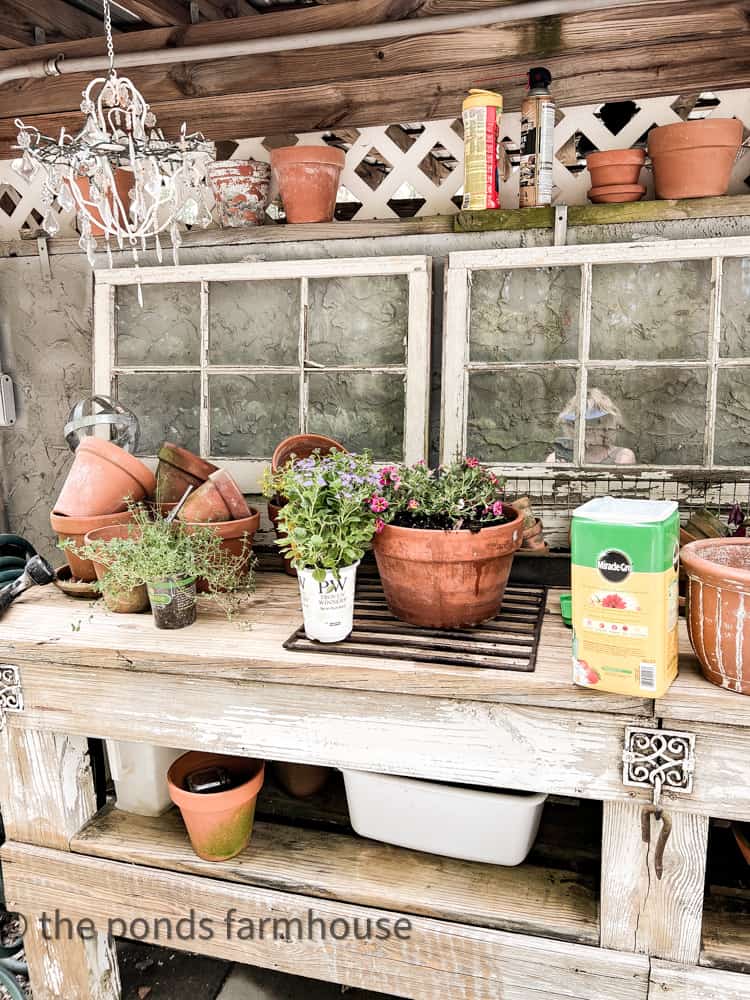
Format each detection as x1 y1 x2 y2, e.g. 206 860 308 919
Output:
103 0 116 78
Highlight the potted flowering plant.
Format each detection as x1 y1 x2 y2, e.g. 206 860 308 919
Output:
266 450 381 642
371 458 523 628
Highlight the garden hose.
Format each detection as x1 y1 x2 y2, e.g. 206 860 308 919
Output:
0 535 37 587
0 964 26 1000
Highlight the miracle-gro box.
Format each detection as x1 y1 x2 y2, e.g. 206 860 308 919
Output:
571 497 680 699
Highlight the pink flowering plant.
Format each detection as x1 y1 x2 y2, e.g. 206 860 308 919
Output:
263 450 382 581
373 458 510 532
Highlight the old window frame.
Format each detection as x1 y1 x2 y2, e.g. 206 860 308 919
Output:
442 235 750 477
94 256 432 491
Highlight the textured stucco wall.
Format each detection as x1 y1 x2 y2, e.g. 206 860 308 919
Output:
2 214 749 560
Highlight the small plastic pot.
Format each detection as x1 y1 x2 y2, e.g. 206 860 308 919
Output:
156 442 218 505
168 751 265 862
83 524 149 614
51 509 136 582
55 437 156 517
298 562 359 643
147 577 197 630
178 469 251 523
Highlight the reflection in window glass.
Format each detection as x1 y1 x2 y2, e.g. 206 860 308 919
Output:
308 275 408 366
715 369 750 465
210 280 300 366
116 284 201 365
307 372 405 460
210 374 299 458
469 267 580 363
720 258 750 358
591 260 710 361
116 372 200 455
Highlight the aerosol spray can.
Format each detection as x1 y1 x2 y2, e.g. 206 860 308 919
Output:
519 67 555 208
462 89 503 211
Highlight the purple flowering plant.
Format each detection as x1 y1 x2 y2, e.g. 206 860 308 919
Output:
263 450 381 580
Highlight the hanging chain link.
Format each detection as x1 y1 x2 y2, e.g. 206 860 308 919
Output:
103 0 116 77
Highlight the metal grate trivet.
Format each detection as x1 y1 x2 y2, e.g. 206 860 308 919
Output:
284 580 547 672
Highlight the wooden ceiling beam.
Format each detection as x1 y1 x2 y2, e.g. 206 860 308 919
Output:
115 0 191 27
0 0 109 47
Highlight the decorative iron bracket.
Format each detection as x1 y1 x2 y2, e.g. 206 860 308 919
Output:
0 665 23 731
623 725 696 799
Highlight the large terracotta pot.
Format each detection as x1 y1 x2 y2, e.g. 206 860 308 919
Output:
83 524 149 613
51 509 136 582
271 433 346 473
681 538 750 695
178 469 251 523
267 499 296 577
168 751 265 862
156 443 218 505
55 438 156 518
207 160 271 228
270 146 345 224
373 507 524 629
73 168 133 238
586 148 645 187
648 118 743 199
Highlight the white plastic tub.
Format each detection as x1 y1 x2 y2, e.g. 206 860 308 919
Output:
106 740 184 817
342 769 547 866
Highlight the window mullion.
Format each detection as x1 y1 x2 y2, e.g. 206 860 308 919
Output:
575 263 593 467
199 280 210 458
705 256 723 468
299 276 309 435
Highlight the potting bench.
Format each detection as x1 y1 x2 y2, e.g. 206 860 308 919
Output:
0 575 749 999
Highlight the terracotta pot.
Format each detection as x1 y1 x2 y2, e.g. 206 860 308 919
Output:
268 499 296 577
272 433 346 473
156 443 218 505
55 438 156 518
586 149 645 187
51 509 136 582
72 168 133 238
180 509 260 591
588 183 645 204
168 751 265 862
648 118 743 199
83 524 149 614
207 160 271 228
681 538 750 695
373 507 524 629
177 469 250 524
270 146 346 224
274 762 331 798
522 517 548 552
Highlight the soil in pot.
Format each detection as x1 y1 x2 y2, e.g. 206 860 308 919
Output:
648 118 743 199
84 524 150 614
178 469 251 523
586 148 645 187
147 576 197 629
156 442 218 505
207 160 271 228
274 761 331 798
270 146 346 224
168 751 265 861
373 507 524 629
55 437 156 518
51 508 136 582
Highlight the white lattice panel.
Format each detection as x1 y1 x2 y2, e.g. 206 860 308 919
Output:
1 87 749 239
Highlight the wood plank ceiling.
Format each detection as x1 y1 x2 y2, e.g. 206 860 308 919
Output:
0 0 747 154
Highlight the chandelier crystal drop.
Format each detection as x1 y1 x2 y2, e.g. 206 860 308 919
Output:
12 0 215 269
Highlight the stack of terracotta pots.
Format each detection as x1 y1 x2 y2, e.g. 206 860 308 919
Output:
586 149 646 204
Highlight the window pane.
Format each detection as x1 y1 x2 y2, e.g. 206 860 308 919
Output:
469 267 580 363
715 369 750 465
591 260 710 360
720 258 750 358
209 374 299 458
467 369 578 463
307 372 405 460
592 368 707 465
116 284 201 365
116 372 200 455
210 280 300 366
307 275 408 366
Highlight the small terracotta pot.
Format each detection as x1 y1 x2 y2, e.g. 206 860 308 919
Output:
55 438 156 518
588 183 645 204
270 146 346 224
586 148 645 187
83 524 149 614
522 517 548 552
271 433 346 473
648 118 743 199
51 509 136 582
180 509 260 590
156 443 218 505
274 762 331 798
207 160 271 228
681 538 750 695
178 469 251 524
72 168 133 237
268 499 296 577
168 751 265 862
373 507 524 629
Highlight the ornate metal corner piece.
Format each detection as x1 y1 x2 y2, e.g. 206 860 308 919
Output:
0 664 23 730
623 726 696 796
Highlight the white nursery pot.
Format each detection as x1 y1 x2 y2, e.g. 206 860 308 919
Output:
297 562 359 643
343 769 547 866
106 739 184 817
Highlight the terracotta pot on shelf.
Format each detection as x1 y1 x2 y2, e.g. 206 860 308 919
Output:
156 443 218 506
648 118 743 199
51 509 136 582
168 751 265 862
267 499 296 577
588 183 645 204
586 148 645 187
274 762 332 799
372 507 524 629
178 469 251 523
270 146 346 224
83 524 149 613
72 168 134 238
271 433 346 473
681 537 750 694
207 160 271 228
55 437 156 518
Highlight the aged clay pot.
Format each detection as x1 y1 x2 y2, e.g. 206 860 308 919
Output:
51 509 136 582
178 469 251 523
180 508 260 591
72 168 133 237
207 160 271 228
83 524 149 614
681 537 750 695
373 506 524 629
271 433 346 473
274 762 332 798
55 437 156 518
168 751 265 862
588 183 645 204
648 118 743 199
156 443 218 505
267 499 296 577
270 146 346 224
586 148 645 187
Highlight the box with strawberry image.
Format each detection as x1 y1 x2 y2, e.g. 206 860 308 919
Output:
589 590 640 611
573 657 601 686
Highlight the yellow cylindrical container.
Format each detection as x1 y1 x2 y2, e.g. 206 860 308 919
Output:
462 89 503 211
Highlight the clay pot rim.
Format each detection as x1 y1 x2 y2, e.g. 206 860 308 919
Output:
208 159 270 172
272 434 347 472
78 437 157 497
168 751 265 813
648 117 743 154
179 508 260 536
51 509 136 533
208 469 252 520
377 506 523 540
681 537 750 585
586 149 646 167
158 442 218 482
83 524 142 546
270 145 346 168
588 183 646 195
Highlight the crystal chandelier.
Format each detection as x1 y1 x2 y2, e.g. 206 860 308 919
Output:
12 0 215 269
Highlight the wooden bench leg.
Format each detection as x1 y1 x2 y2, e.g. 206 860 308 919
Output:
601 799 709 964
0 725 121 999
